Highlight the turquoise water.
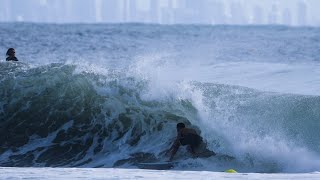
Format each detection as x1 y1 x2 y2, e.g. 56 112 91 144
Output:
0 23 320 172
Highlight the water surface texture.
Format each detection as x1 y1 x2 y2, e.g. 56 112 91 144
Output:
1 23 320 173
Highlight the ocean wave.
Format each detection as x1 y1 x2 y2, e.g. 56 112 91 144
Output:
1 62 320 172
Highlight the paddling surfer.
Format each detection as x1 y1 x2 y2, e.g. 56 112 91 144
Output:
166 123 216 161
6 48 18 61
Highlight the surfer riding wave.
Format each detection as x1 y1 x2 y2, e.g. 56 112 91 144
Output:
166 123 216 161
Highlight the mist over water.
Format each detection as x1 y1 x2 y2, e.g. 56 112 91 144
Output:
1 23 320 173
1 0 320 26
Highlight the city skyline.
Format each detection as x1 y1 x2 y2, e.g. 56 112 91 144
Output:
0 0 319 26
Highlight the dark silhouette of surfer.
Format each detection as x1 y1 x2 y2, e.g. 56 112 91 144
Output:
6 48 18 61
166 123 216 161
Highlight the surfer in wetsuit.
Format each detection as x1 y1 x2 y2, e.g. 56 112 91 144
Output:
6 48 18 61
167 123 215 161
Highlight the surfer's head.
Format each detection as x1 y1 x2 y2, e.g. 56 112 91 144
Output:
176 123 185 131
6 48 15 57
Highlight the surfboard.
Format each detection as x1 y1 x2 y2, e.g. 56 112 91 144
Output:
136 162 176 170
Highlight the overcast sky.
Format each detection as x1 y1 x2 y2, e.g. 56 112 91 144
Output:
0 0 319 26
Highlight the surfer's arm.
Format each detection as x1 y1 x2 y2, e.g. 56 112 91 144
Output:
168 131 182 152
169 141 180 161
168 133 182 161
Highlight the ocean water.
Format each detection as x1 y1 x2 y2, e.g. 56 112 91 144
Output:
0 23 320 173
1 167 320 180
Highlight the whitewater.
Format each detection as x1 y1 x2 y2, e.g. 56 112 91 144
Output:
0 23 320 178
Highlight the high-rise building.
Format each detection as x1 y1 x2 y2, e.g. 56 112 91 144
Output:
197 0 208 24
282 8 292 25
95 0 103 22
268 3 279 24
128 0 137 22
46 0 64 23
73 0 96 22
0 0 11 21
101 0 121 23
212 1 226 24
230 1 247 24
202 0 215 24
0 0 317 25
184 0 207 24
22 0 39 22
161 0 174 24
10 0 27 21
150 0 159 23
297 1 307 26
63 0 76 23
122 0 129 22
36 1 47 22
175 0 206 24
252 5 264 24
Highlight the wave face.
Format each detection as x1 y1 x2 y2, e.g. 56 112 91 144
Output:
1 23 320 172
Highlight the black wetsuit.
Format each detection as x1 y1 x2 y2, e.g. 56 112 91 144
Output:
6 57 18 61
179 133 202 148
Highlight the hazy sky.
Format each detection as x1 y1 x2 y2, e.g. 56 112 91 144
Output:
0 0 320 26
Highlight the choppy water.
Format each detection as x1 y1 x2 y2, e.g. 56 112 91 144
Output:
1 23 320 173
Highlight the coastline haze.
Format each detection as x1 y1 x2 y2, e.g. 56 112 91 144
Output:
0 0 319 26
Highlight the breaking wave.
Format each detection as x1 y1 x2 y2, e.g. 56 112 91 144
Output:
1 61 320 173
